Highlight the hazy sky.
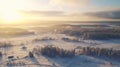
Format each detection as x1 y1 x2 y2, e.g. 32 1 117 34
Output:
0 0 120 21
0 0 119 11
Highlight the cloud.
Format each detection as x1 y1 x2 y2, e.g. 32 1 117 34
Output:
21 10 85 17
19 9 120 21
85 10 120 19
21 10 65 16
50 0 90 6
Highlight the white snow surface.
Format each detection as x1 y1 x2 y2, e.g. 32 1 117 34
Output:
0 33 120 67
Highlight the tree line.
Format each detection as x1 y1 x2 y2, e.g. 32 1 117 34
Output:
32 45 120 58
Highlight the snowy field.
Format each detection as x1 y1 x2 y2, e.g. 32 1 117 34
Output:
0 22 120 67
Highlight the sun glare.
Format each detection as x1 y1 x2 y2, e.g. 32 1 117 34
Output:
0 0 26 24
1 10 23 24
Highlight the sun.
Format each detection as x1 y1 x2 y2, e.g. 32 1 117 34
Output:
0 0 26 24
1 10 23 24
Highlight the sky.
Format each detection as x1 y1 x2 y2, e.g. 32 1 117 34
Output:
0 0 120 22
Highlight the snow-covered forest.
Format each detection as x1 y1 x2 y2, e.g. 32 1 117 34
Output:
0 22 120 67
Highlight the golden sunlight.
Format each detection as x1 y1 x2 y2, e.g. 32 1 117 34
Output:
0 0 26 24
1 10 23 24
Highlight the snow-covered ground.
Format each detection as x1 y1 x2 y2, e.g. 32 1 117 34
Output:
0 33 119 67
0 23 120 67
